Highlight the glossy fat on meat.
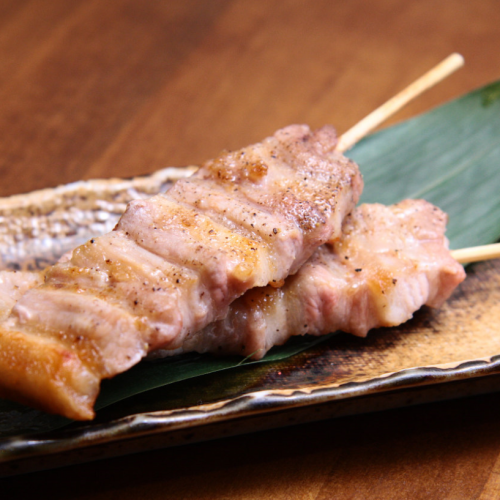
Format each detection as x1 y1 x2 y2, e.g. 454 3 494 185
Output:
173 200 465 360
0 125 362 419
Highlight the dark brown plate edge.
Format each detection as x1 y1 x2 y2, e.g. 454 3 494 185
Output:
1 354 500 476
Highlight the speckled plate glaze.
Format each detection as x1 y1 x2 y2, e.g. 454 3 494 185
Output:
1 169 500 476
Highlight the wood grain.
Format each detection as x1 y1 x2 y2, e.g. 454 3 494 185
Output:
1 0 500 497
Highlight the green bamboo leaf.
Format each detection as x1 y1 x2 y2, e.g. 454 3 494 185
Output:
1 79 500 437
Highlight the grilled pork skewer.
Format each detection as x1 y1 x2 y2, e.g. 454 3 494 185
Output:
159 200 465 360
0 54 465 420
0 199 468 364
0 199 468 397
0 125 362 420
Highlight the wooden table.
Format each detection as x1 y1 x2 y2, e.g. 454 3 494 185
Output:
2 0 500 497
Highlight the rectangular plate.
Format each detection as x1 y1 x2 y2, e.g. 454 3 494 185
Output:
1 257 500 477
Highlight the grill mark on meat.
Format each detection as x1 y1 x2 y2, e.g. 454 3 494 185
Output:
166 177 296 249
119 196 269 285
50 233 219 345
0 124 362 419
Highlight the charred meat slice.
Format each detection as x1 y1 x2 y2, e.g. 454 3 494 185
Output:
0 125 362 419
170 200 465 360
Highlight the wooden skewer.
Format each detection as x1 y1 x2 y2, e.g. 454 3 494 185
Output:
451 243 500 264
333 54 500 267
336 53 465 152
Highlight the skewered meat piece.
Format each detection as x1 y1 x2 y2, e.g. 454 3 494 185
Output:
0 200 465 416
0 125 362 420
166 200 465 360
